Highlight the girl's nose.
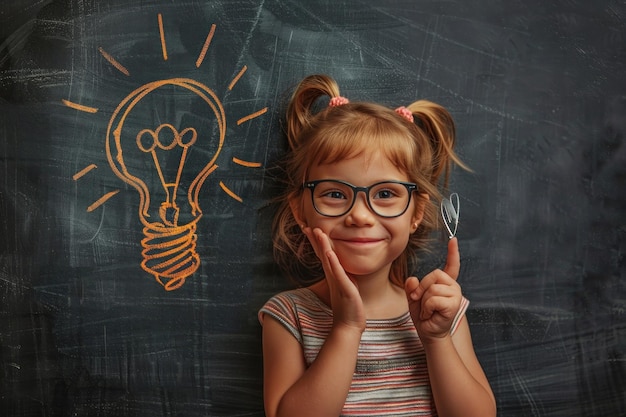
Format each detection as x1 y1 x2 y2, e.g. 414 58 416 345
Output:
345 193 375 226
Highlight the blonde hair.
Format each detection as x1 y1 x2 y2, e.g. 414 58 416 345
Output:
272 74 467 285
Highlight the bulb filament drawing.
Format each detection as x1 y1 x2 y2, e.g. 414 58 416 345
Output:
136 123 197 227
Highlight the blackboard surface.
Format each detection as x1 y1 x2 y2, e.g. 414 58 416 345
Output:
1 1 624 416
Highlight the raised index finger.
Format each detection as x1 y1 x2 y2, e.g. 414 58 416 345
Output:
443 237 460 280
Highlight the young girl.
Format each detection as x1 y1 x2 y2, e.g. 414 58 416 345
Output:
258 74 495 417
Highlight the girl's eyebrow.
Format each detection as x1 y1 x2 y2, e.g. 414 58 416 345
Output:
309 177 411 184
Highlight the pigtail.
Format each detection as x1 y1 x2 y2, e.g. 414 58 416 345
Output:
286 74 341 150
393 100 470 281
407 101 470 187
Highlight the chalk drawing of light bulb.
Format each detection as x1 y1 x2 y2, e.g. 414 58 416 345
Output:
106 78 225 291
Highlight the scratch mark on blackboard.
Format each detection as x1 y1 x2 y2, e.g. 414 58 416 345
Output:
224 1 264 98
279 4 523 122
103 325 108 374
372 6 521 64
89 195 107 243
423 78 525 121
508 363 543 416
196 24 216 68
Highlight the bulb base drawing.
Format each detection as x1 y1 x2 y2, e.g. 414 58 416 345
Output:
140 217 201 291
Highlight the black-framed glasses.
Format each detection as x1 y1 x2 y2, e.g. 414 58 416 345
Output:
303 179 418 218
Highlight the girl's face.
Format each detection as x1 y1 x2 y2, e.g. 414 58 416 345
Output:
292 151 424 280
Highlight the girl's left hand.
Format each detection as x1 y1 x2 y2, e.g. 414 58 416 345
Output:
404 237 462 342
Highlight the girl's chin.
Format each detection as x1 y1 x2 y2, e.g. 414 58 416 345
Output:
339 263 384 278
333 250 392 278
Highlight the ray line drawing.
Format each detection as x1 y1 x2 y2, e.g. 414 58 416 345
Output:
219 181 243 203
62 99 98 113
73 164 98 180
87 190 120 212
232 157 261 168
158 13 168 60
98 47 130 76
228 65 248 90
236 107 268 125
196 24 216 68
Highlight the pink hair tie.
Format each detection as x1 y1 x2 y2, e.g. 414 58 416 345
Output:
395 106 414 123
329 96 349 107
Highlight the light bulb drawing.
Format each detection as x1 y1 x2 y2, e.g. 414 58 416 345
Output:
65 14 266 291
106 78 226 291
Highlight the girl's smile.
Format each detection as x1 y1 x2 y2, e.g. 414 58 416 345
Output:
332 236 386 252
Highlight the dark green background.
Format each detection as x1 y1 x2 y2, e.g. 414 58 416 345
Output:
1 1 624 415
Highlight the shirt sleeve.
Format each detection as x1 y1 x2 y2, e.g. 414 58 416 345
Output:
258 292 303 344
450 296 470 335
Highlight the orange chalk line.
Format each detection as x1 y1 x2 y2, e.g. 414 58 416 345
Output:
98 47 130 76
87 190 120 212
158 13 168 61
232 157 261 168
191 163 219 215
219 181 243 203
236 107 268 125
72 164 98 180
62 99 98 114
228 65 247 90
195 24 216 68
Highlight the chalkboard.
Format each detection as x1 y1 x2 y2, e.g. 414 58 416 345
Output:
1 1 624 416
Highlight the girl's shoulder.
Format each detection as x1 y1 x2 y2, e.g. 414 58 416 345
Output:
258 287 332 343
259 287 330 318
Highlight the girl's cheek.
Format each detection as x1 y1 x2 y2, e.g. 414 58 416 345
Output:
315 225 337 249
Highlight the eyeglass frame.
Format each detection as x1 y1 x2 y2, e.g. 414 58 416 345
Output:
302 179 419 218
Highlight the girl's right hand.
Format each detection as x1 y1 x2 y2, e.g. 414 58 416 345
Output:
302 227 366 333
404 237 462 341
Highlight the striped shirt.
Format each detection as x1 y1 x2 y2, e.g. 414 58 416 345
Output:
259 288 469 416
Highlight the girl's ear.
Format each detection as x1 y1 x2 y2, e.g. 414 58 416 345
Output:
289 195 306 227
410 193 428 232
